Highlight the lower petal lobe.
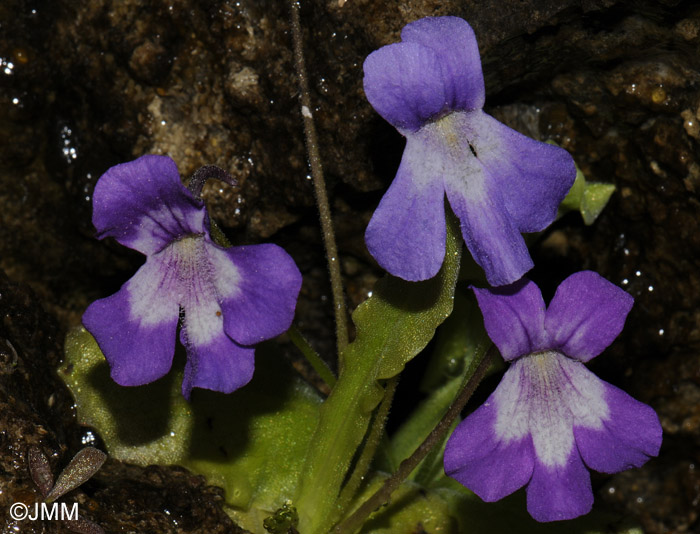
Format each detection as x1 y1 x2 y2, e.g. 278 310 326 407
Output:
180 325 255 399
526 450 593 522
575 380 662 474
212 243 302 346
365 136 447 281
445 400 535 502
470 113 576 233
82 258 179 386
444 162 532 286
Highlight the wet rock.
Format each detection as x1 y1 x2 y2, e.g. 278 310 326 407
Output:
90 463 246 534
1 0 699 532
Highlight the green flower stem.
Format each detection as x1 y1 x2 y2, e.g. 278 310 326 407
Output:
334 376 400 523
295 351 383 533
333 344 497 534
288 324 337 388
295 212 462 534
289 0 349 362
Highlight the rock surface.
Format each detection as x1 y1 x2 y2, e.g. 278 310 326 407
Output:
1 0 699 532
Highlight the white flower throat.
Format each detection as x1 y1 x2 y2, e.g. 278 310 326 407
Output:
494 350 610 468
128 234 241 346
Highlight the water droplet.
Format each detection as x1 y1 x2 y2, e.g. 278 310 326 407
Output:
60 125 78 162
81 430 99 446
1 57 15 75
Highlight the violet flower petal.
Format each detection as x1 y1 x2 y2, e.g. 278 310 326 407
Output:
92 155 207 255
215 243 303 345
180 324 255 399
471 279 547 360
82 256 179 386
545 271 634 361
444 392 535 502
363 17 577 285
365 139 447 281
470 112 576 232
574 381 662 473
444 163 533 286
363 42 446 132
526 451 593 522
400 16 485 112
449 273 660 523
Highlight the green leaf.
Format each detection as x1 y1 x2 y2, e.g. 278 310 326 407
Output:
62 328 193 465
294 212 463 534
557 154 615 226
581 182 616 225
356 476 457 534
389 290 492 482
419 288 489 393
61 327 321 533
559 166 586 214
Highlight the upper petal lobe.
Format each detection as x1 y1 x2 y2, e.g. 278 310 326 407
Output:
401 16 485 112
92 155 207 255
471 279 547 360
545 271 634 361
363 42 447 132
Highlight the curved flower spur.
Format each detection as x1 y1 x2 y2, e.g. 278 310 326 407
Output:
82 155 302 399
444 271 662 522
363 16 576 286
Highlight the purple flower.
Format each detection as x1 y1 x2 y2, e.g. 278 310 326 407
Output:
444 271 662 522
363 17 576 285
82 155 302 399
